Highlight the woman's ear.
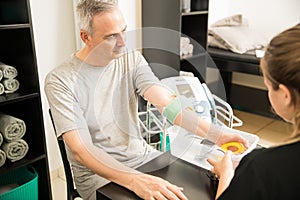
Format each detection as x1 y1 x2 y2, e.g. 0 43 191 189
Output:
80 30 91 45
279 84 292 106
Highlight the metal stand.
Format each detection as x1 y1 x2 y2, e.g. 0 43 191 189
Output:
138 87 243 152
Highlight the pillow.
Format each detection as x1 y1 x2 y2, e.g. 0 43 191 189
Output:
211 14 248 27
208 26 268 54
208 35 228 49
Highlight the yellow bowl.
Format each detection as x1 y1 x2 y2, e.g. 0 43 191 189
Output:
221 142 246 154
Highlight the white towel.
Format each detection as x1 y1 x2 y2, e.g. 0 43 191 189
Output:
180 37 194 56
0 114 26 142
2 78 20 93
180 37 190 47
0 64 18 79
0 83 4 95
0 70 3 82
180 44 194 55
2 139 29 162
0 148 6 167
0 132 3 146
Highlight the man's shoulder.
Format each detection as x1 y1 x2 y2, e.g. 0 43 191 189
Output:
45 54 80 83
54 54 80 72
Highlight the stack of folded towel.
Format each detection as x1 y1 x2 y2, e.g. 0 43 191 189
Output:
0 62 20 95
0 113 28 167
0 133 5 167
180 36 194 56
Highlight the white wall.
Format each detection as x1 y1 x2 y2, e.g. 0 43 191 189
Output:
30 0 76 171
118 0 142 49
118 0 141 30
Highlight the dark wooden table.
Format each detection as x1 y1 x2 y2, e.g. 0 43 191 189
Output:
97 152 218 200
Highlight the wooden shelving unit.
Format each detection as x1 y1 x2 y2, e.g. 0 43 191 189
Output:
141 0 209 82
0 0 52 199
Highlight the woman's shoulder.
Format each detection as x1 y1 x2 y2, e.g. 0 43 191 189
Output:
240 141 300 168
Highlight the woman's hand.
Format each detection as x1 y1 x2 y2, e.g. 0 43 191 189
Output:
207 151 235 199
128 173 188 200
208 151 234 178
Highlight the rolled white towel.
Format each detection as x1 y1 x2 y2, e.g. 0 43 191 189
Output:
180 47 188 55
0 83 4 95
2 139 29 162
180 37 190 47
0 64 18 79
0 114 26 142
187 43 194 54
180 44 194 55
0 148 6 167
0 132 3 146
0 70 3 82
2 78 20 93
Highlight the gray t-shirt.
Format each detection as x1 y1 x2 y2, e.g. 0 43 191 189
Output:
45 50 162 199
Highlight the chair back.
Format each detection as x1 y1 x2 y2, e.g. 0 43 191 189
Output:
49 109 81 200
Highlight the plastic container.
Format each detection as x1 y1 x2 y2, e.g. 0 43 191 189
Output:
169 126 259 170
0 165 38 200
206 126 259 162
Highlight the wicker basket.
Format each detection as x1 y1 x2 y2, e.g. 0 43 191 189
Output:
0 165 38 200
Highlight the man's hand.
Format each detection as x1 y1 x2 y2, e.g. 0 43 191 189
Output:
128 173 188 200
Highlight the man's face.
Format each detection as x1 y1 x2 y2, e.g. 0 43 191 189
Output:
88 7 127 62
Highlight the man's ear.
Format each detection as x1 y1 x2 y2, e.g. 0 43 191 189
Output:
279 84 292 105
80 30 91 45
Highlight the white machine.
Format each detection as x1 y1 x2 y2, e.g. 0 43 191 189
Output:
160 75 243 127
138 75 259 170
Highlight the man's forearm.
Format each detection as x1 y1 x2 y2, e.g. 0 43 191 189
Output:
63 130 139 189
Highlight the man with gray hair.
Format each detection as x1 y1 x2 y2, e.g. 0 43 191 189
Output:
45 0 247 199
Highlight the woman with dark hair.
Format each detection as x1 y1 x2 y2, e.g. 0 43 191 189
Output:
208 24 300 200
